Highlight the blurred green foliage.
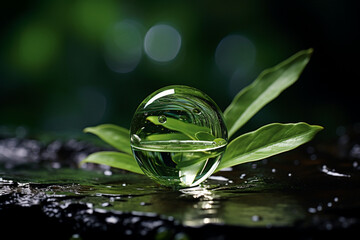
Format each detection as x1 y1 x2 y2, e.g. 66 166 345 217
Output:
1 0 359 138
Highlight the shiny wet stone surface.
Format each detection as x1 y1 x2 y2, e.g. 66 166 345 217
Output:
1 133 360 239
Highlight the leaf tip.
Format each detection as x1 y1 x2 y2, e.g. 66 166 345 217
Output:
315 125 324 131
83 126 94 133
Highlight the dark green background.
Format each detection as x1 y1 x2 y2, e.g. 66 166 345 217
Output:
1 0 359 138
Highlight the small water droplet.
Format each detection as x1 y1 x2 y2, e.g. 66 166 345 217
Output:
251 215 262 222
308 207 316 213
140 202 151 206
179 115 188 121
131 134 141 144
271 168 276 173
317 204 323 211
105 216 119 224
158 115 167 123
86 203 93 208
239 173 246 179
71 234 81 239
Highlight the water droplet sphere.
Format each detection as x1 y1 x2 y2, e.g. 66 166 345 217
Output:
130 85 228 188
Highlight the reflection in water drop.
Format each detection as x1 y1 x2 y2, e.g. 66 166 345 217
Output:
193 108 201 115
104 20 143 73
144 24 181 62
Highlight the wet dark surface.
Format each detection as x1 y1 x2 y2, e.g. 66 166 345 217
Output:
1 128 360 239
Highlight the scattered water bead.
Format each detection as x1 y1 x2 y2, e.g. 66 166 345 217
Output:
130 85 228 188
158 115 167 124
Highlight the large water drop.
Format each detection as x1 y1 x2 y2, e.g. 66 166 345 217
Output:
130 85 228 188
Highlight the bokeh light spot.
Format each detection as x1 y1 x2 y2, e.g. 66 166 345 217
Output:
215 34 256 76
72 0 119 41
104 20 143 73
12 23 60 74
144 24 181 62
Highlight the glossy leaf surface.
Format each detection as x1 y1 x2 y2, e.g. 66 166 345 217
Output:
224 49 313 137
80 151 143 174
84 124 132 154
216 122 323 171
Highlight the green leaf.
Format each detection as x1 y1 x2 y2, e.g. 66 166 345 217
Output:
84 124 132 154
80 151 144 174
216 122 323 171
224 49 313 137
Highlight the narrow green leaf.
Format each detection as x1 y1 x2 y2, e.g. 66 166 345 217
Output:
80 151 144 174
84 124 132 154
216 122 323 171
224 49 313 137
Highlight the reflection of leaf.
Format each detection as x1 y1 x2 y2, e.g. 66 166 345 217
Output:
195 132 215 141
146 133 191 141
224 49 313 137
146 116 212 140
84 124 132 154
216 122 323 171
176 151 222 168
80 151 143 174
179 161 205 186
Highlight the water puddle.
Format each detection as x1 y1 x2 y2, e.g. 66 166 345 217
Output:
1 136 360 238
